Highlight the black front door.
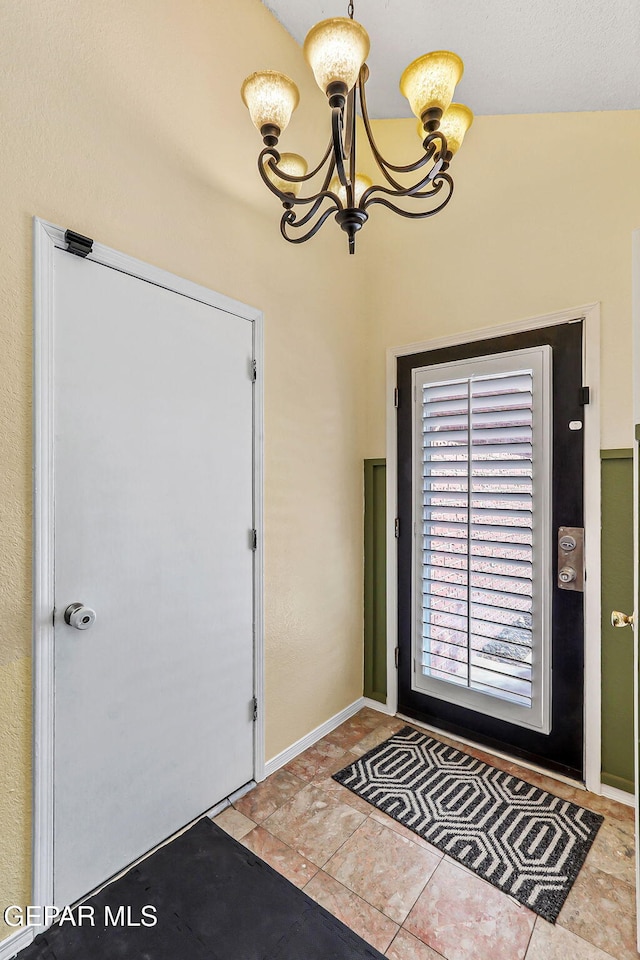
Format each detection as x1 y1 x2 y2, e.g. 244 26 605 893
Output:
397 321 585 780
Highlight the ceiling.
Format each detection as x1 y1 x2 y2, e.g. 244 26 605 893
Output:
261 0 640 119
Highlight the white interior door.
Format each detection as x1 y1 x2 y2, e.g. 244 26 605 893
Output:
51 246 256 907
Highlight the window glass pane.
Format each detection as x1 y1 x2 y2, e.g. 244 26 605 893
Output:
421 369 534 708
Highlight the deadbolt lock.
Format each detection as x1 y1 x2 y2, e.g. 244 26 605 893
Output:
557 527 584 592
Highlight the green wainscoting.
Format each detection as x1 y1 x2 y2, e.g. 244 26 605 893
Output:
362 454 636 791
364 460 387 702
600 449 635 794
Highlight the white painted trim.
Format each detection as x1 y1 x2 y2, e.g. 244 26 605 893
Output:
265 698 370 777
600 783 635 808
386 305 601 789
0 925 35 960
32 218 56 911
362 696 394 716
252 311 266 783
35 220 263 323
631 226 640 951
32 217 265 910
410 347 552 733
582 304 602 794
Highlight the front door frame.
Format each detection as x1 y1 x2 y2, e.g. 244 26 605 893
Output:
32 217 265 914
385 304 601 793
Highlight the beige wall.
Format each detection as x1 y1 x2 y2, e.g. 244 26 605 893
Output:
0 0 367 939
360 111 640 456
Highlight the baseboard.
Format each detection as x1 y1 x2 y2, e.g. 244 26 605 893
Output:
265 697 388 777
600 782 636 808
0 924 35 960
361 697 393 716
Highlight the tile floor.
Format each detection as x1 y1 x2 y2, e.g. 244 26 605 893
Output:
213 708 638 960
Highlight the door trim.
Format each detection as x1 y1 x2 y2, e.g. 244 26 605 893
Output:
385 304 601 792
32 217 265 912
632 227 640 951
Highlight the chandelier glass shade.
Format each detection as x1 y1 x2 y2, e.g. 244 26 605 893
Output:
241 3 472 254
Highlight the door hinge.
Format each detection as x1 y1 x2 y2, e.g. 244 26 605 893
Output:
251 359 257 382
579 386 590 405
251 529 257 550
64 228 93 258
252 696 258 722
394 518 400 538
394 646 399 669
393 387 399 408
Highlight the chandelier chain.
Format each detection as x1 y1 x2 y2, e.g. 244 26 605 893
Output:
348 1 354 19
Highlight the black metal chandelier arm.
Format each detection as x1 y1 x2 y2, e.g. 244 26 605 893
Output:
258 151 342 208
331 106 349 188
259 149 331 197
262 139 334 185
358 72 446 177
288 188 343 228
280 203 339 244
363 179 454 220
360 168 450 207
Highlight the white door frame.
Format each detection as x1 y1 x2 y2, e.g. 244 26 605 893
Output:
631 228 640 950
32 216 265 912
385 304 602 793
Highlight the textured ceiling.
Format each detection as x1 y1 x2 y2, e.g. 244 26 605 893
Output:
262 0 640 119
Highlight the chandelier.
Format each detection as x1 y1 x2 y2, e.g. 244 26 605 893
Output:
241 2 473 254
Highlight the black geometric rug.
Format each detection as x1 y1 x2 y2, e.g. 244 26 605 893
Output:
18 818 386 960
333 726 603 922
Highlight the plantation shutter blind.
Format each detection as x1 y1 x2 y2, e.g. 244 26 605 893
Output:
412 347 552 732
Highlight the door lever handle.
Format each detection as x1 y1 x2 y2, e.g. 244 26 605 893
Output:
611 610 634 629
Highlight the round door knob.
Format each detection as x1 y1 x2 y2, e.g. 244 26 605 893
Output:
64 602 96 630
558 566 577 584
611 610 634 628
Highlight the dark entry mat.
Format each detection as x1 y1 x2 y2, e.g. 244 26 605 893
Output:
333 726 603 923
19 818 386 959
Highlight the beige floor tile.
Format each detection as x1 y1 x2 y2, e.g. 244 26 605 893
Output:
323 713 390 749
526 917 620 960
350 720 407 757
577 791 635 824
325 817 439 923
283 737 347 782
356 707 394 728
585 817 635 885
212 806 256 841
304 870 399 953
310 750 358 782
315 774 376 815
370 810 444 856
233 769 306 823
558 863 637 960
240 825 318 888
404 858 536 960
386 929 446 960
263 782 366 867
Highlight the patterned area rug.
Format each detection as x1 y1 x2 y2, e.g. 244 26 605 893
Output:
333 726 603 922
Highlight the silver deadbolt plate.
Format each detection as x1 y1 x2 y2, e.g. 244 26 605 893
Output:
558 527 584 592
